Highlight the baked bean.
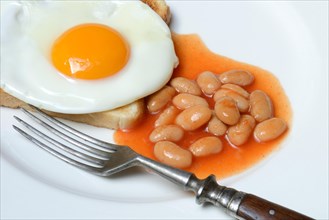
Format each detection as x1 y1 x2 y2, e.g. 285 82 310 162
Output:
226 92 249 113
172 93 208 109
196 71 221 95
155 105 180 127
154 141 192 168
213 89 230 101
219 70 254 86
250 90 273 122
147 86 176 113
189 137 223 157
221 84 250 98
214 89 249 113
149 125 184 143
254 118 287 142
207 115 227 136
170 77 202 96
175 105 212 131
214 97 240 125
227 115 256 146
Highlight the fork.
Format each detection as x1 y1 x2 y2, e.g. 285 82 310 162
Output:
12 106 313 220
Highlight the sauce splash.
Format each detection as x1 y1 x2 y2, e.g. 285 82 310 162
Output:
114 34 292 179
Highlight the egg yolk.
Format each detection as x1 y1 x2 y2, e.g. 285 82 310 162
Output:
51 24 130 80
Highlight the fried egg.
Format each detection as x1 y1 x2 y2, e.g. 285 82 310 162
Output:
0 1 178 114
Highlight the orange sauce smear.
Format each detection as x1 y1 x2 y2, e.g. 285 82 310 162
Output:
114 34 292 179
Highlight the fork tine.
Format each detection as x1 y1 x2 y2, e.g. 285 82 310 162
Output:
14 116 106 167
13 125 103 175
20 108 112 159
29 105 118 151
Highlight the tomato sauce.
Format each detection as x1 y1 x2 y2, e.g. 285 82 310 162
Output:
114 34 292 179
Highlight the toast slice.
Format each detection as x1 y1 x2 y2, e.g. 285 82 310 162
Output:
0 0 171 130
0 89 145 129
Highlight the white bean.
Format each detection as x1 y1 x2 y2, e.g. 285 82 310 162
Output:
214 97 240 125
189 137 223 157
149 125 184 143
207 115 227 136
175 105 212 131
254 118 287 142
196 71 221 95
214 89 249 113
170 77 202 95
155 105 180 127
250 90 273 122
172 93 208 109
154 141 192 168
227 115 256 146
147 86 176 113
221 84 250 98
219 70 254 86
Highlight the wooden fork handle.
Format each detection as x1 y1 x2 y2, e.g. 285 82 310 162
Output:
237 194 314 220
187 174 314 220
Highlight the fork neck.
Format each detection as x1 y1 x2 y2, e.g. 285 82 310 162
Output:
136 155 193 187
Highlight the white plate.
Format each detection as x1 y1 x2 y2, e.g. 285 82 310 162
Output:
1 1 328 219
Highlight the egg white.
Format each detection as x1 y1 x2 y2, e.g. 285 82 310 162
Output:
1 1 178 114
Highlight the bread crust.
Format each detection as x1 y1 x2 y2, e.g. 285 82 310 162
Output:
142 0 171 24
0 88 145 129
0 0 171 130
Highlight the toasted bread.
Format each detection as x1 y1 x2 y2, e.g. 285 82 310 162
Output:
0 0 171 130
142 0 171 24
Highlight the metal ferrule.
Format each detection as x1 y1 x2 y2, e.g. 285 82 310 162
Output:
186 175 246 219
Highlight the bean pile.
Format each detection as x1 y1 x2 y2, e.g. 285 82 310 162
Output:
146 70 287 168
